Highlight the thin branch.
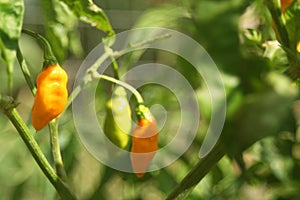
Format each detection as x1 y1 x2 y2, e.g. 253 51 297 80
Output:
64 33 171 112
115 33 171 57
16 45 36 95
22 29 58 67
166 142 225 200
0 96 77 200
61 52 110 114
265 0 290 47
90 71 144 105
49 119 68 182
105 45 120 79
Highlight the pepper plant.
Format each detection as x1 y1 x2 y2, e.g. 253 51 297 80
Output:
1 0 300 199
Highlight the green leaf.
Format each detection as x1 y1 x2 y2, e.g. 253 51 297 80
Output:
59 0 114 37
197 72 241 120
223 72 298 157
0 0 24 93
285 0 300 51
260 138 294 182
120 4 190 70
263 40 289 72
134 4 190 29
40 0 83 62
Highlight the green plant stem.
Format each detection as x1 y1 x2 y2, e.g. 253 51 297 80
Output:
64 84 81 111
22 29 58 67
0 96 77 200
111 56 120 79
105 45 120 79
90 71 144 105
6 64 13 96
65 34 171 112
64 53 144 113
49 119 68 182
62 52 110 113
265 0 290 47
16 45 36 95
166 142 225 200
88 51 110 72
0 39 13 95
115 33 171 56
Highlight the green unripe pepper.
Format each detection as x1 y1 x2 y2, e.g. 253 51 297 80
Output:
104 86 132 149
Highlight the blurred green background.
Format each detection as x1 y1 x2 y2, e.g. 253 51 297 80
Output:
1 0 300 199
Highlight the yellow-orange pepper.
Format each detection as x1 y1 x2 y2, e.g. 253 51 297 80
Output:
32 64 68 130
130 109 158 178
281 0 293 12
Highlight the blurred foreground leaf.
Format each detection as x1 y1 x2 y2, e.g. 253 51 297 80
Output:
120 3 190 69
0 0 24 93
285 0 300 52
223 72 298 158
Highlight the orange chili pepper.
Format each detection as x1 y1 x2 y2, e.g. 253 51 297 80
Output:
22 29 69 131
32 64 68 130
280 0 293 12
130 106 159 178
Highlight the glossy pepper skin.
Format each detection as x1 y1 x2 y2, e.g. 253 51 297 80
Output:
32 64 68 130
104 86 132 149
130 107 159 178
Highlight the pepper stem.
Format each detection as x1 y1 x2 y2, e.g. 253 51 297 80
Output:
90 71 144 105
0 95 77 200
16 45 37 95
49 119 68 183
22 29 58 68
104 45 120 79
135 104 152 121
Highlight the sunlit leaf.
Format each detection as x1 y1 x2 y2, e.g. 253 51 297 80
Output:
0 0 24 93
40 0 83 62
59 0 114 37
120 4 190 69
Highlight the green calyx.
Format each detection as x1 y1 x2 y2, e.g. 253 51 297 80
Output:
22 29 58 68
135 104 152 121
